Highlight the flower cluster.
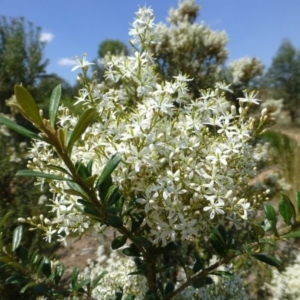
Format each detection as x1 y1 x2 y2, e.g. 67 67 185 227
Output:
26 6 265 248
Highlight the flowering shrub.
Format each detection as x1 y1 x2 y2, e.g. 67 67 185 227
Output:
1 3 300 300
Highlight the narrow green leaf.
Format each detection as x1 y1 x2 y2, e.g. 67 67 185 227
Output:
210 270 233 277
107 215 123 228
106 185 121 207
122 244 141 257
17 246 28 265
133 236 151 249
111 287 123 300
98 175 112 202
281 228 300 239
12 225 23 252
0 114 43 140
165 282 175 295
217 224 227 244
76 278 91 292
91 271 108 290
279 197 293 225
96 152 121 187
49 84 62 127
192 278 206 288
41 257 52 278
0 211 14 229
6 275 29 285
14 85 44 127
67 107 96 153
193 251 204 270
251 253 280 268
264 204 278 236
67 181 89 200
124 295 136 300
54 263 65 285
296 191 300 221
264 204 277 225
71 266 79 289
16 170 72 181
46 164 71 176
210 231 226 257
130 212 144 233
111 235 127 250
87 159 94 176
76 199 103 221
251 223 265 239
20 281 38 293
281 193 296 221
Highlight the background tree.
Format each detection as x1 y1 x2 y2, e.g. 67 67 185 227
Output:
0 16 48 114
264 40 300 123
93 39 129 81
148 0 228 97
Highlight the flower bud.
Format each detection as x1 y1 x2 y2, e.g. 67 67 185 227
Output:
261 107 267 117
18 217 26 223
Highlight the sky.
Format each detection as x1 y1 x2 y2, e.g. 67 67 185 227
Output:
2 0 300 86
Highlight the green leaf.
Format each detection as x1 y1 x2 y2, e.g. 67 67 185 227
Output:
251 253 280 268
75 161 90 181
76 278 91 292
193 251 204 271
41 257 52 278
66 181 89 200
264 204 277 224
76 199 103 221
71 266 79 289
96 152 121 187
264 204 278 235
211 270 233 277
192 278 206 288
296 191 300 221
17 246 28 265
165 282 175 295
98 175 113 202
124 295 136 300
251 223 265 239
14 85 44 128
133 236 151 249
130 212 144 233
122 244 141 257
20 281 38 293
16 170 72 181
67 107 96 154
217 224 227 244
46 164 71 176
281 227 300 239
87 159 94 175
0 211 14 229
6 275 29 285
210 227 227 257
106 185 121 207
110 287 123 300
107 215 123 228
54 263 65 285
91 271 108 290
49 84 62 127
111 235 127 250
12 225 23 252
279 197 293 225
0 114 43 140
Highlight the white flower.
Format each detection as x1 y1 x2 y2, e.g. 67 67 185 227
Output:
71 53 94 71
203 197 225 219
238 91 261 105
